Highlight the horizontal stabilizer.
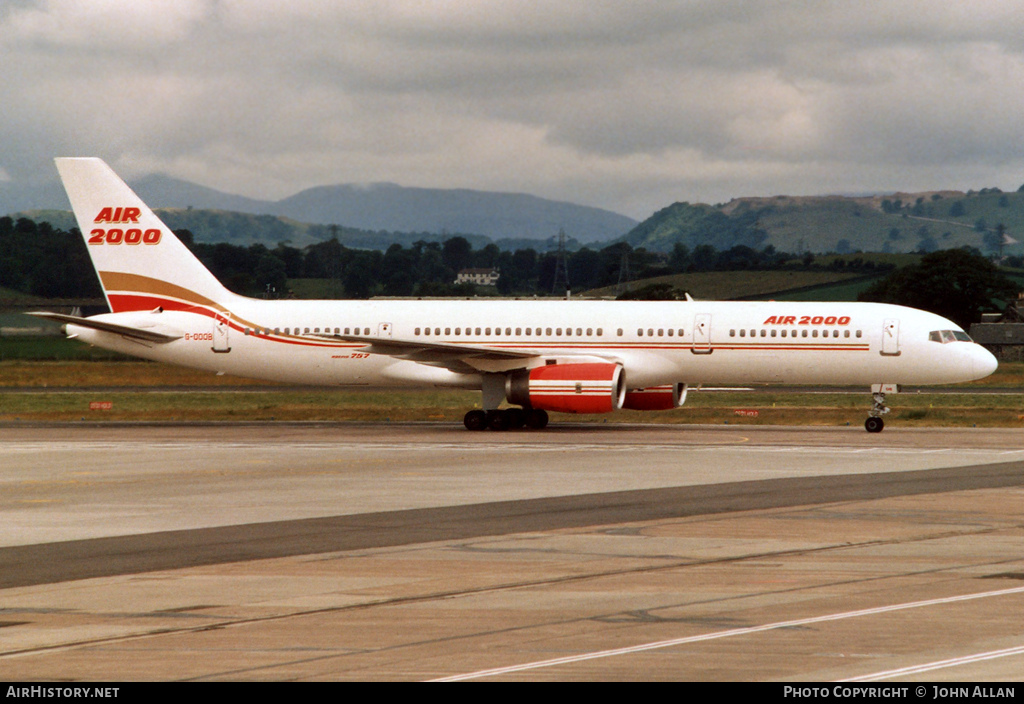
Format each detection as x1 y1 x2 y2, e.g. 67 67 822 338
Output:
28 312 182 343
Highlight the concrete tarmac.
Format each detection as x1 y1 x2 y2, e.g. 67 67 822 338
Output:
2 422 1024 681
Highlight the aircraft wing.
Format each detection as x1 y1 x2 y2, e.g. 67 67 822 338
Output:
27 312 183 344
321 333 539 374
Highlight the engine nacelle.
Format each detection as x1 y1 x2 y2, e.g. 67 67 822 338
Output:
507 363 625 414
622 383 688 411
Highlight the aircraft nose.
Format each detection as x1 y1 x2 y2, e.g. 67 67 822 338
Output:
972 344 998 380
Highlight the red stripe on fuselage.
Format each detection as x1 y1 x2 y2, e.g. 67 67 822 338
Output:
105 293 354 349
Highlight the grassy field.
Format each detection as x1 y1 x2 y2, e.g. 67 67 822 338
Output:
1 359 1020 427
0 335 134 362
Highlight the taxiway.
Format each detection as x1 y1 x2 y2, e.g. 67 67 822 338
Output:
2 422 1024 681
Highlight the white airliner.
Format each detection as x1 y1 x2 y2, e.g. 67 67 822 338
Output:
35 157 998 433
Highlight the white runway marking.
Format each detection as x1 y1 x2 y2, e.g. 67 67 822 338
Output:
431 585 1024 682
842 644 1024 681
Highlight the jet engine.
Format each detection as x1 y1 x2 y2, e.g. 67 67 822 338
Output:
622 383 688 411
507 363 625 414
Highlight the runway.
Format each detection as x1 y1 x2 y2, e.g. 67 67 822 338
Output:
2 422 1024 681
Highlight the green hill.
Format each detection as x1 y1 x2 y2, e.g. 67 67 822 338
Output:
621 189 1024 256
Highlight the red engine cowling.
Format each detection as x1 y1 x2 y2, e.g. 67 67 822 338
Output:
507 363 625 414
622 383 688 411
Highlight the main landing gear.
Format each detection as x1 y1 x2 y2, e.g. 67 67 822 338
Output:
464 408 548 431
864 385 895 433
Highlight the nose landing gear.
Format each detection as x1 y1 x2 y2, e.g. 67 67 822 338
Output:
865 384 897 433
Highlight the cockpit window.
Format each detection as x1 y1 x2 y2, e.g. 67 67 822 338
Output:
929 330 972 343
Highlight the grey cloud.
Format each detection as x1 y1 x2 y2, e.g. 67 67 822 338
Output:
3 1 1024 219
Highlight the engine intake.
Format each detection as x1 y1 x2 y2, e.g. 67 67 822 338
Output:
507 363 625 414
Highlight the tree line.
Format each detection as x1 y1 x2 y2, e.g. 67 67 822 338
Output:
1 216 901 301
3 215 1019 329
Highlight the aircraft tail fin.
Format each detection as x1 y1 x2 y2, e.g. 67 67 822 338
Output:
55 157 232 314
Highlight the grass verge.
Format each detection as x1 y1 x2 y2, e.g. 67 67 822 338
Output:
0 359 1020 427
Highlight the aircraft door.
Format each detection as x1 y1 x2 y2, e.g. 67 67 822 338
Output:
212 312 231 353
692 314 712 354
881 318 900 356
377 322 393 339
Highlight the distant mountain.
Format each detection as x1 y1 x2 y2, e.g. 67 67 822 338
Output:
11 169 1022 256
8 207 497 251
271 183 636 243
132 174 269 213
1 173 636 244
0 180 70 212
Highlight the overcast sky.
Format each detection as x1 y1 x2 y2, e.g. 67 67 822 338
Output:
4 0 1024 219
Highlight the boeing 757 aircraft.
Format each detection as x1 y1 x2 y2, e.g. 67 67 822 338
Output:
34 158 998 432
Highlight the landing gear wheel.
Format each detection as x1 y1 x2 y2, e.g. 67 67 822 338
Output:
865 416 884 433
464 410 487 431
525 408 549 429
505 407 526 430
486 409 509 431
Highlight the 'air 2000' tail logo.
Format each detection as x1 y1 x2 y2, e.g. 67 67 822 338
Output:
88 207 161 245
